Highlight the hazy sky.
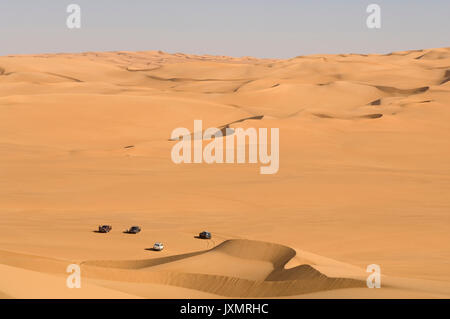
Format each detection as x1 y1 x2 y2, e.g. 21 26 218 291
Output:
0 0 449 58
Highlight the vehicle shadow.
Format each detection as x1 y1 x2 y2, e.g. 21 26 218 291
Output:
194 236 210 239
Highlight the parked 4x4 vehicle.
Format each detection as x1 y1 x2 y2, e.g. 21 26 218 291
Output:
199 231 211 239
98 225 112 233
153 242 164 251
126 226 141 234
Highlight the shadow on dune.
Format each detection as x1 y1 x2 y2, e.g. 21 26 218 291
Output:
313 113 383 120
374 85 429 95
168 115 264 141
440 70 450 85
145 248 163 252
83 250 206 269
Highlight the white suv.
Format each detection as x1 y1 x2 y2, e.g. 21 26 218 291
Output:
153 242 164 251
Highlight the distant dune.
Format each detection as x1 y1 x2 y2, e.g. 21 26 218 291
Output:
0 48 449 298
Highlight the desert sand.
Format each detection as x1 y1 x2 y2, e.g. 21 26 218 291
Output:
0 48 449 298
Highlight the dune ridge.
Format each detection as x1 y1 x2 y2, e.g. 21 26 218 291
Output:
79 240 366 297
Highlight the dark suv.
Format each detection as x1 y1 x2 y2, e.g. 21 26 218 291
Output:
98 225 112 233
199 231 211 239
127 226 141 234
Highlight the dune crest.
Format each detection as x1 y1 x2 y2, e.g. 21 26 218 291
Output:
81 239 365 297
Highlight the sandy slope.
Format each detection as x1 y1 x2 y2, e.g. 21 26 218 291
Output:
0 48 449 298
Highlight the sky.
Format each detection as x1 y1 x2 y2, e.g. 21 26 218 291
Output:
0 0 449 58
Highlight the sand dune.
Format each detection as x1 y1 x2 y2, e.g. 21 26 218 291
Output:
79 240 365 297
0 47 449 298
1 239 448 298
